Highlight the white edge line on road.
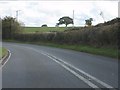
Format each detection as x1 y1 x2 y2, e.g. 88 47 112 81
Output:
46 54 99 88
33 48 115 89
28 47 99 88
49 55 115 89
1 49 11 68
13 45 115 89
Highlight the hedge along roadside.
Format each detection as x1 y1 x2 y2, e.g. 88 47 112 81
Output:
13 22 118 48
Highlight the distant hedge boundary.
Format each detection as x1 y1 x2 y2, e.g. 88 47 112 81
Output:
12 21 119 48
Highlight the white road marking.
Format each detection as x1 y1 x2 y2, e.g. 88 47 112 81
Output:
45 54 99 88
47 54 115 88
1 49 11 68
11 45 116 89
31 47 115 89
25 47 100 88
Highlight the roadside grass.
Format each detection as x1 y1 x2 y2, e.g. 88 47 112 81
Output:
34 42 118 59
23 27 66 33
4 40 118 59
0 47 8 59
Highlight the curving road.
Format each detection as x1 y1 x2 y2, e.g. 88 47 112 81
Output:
2 42 118 88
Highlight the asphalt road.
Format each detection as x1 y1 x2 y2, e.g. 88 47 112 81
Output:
2 42 118 88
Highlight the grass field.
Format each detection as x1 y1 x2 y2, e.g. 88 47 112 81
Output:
23 27 66 33
0 47 8 59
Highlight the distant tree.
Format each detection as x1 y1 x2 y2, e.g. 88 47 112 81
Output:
41 24 47 27
2 16 23 39
85 18 93 26
57 16 73 27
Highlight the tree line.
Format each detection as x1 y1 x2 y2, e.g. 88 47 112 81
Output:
2 16 93 39
42 16 93 27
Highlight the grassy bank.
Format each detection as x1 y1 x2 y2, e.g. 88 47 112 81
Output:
0 47 8 59
4 40 118 59
29 42 118 59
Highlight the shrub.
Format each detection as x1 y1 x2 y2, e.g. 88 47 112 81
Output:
2 16 23 39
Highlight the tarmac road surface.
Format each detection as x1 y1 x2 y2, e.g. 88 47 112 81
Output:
2 42 118 88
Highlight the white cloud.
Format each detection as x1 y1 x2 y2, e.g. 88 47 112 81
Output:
0 1 118 27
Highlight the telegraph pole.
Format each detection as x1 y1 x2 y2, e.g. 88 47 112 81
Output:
100 11 105 23
16 10 21 21
73 10 74 27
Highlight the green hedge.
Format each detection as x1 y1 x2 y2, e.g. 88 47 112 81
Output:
12 22 118 48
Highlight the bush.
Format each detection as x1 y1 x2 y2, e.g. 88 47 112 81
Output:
41 24 47 27
2 16 23 39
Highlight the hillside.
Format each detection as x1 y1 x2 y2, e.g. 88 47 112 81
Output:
95 17 120 27
65 17 120 32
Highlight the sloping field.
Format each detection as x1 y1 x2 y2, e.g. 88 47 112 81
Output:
23 27 66 33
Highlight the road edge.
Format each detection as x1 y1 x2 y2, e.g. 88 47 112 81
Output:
0 49 11 68
3 41 118 59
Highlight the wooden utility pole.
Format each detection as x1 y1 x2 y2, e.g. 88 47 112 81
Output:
73 10 74 27
16 10 21 21
100 11 106 22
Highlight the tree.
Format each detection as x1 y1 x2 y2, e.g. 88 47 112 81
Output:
57 16 73 27
85 18 93 26
2 16 23 39
41 24 48 27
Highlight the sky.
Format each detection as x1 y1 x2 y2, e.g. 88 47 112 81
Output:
0 0 118 27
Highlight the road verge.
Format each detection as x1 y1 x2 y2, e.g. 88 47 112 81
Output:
0 49 11 67
3 40 118 59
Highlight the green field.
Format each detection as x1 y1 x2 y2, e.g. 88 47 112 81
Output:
0 47 8 59
23 27 66 33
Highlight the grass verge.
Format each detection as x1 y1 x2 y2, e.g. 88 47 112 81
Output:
0 47 8 59
33 42 118 59
4 40 118 59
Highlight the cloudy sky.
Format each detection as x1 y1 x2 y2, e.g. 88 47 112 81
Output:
0 0 118 27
